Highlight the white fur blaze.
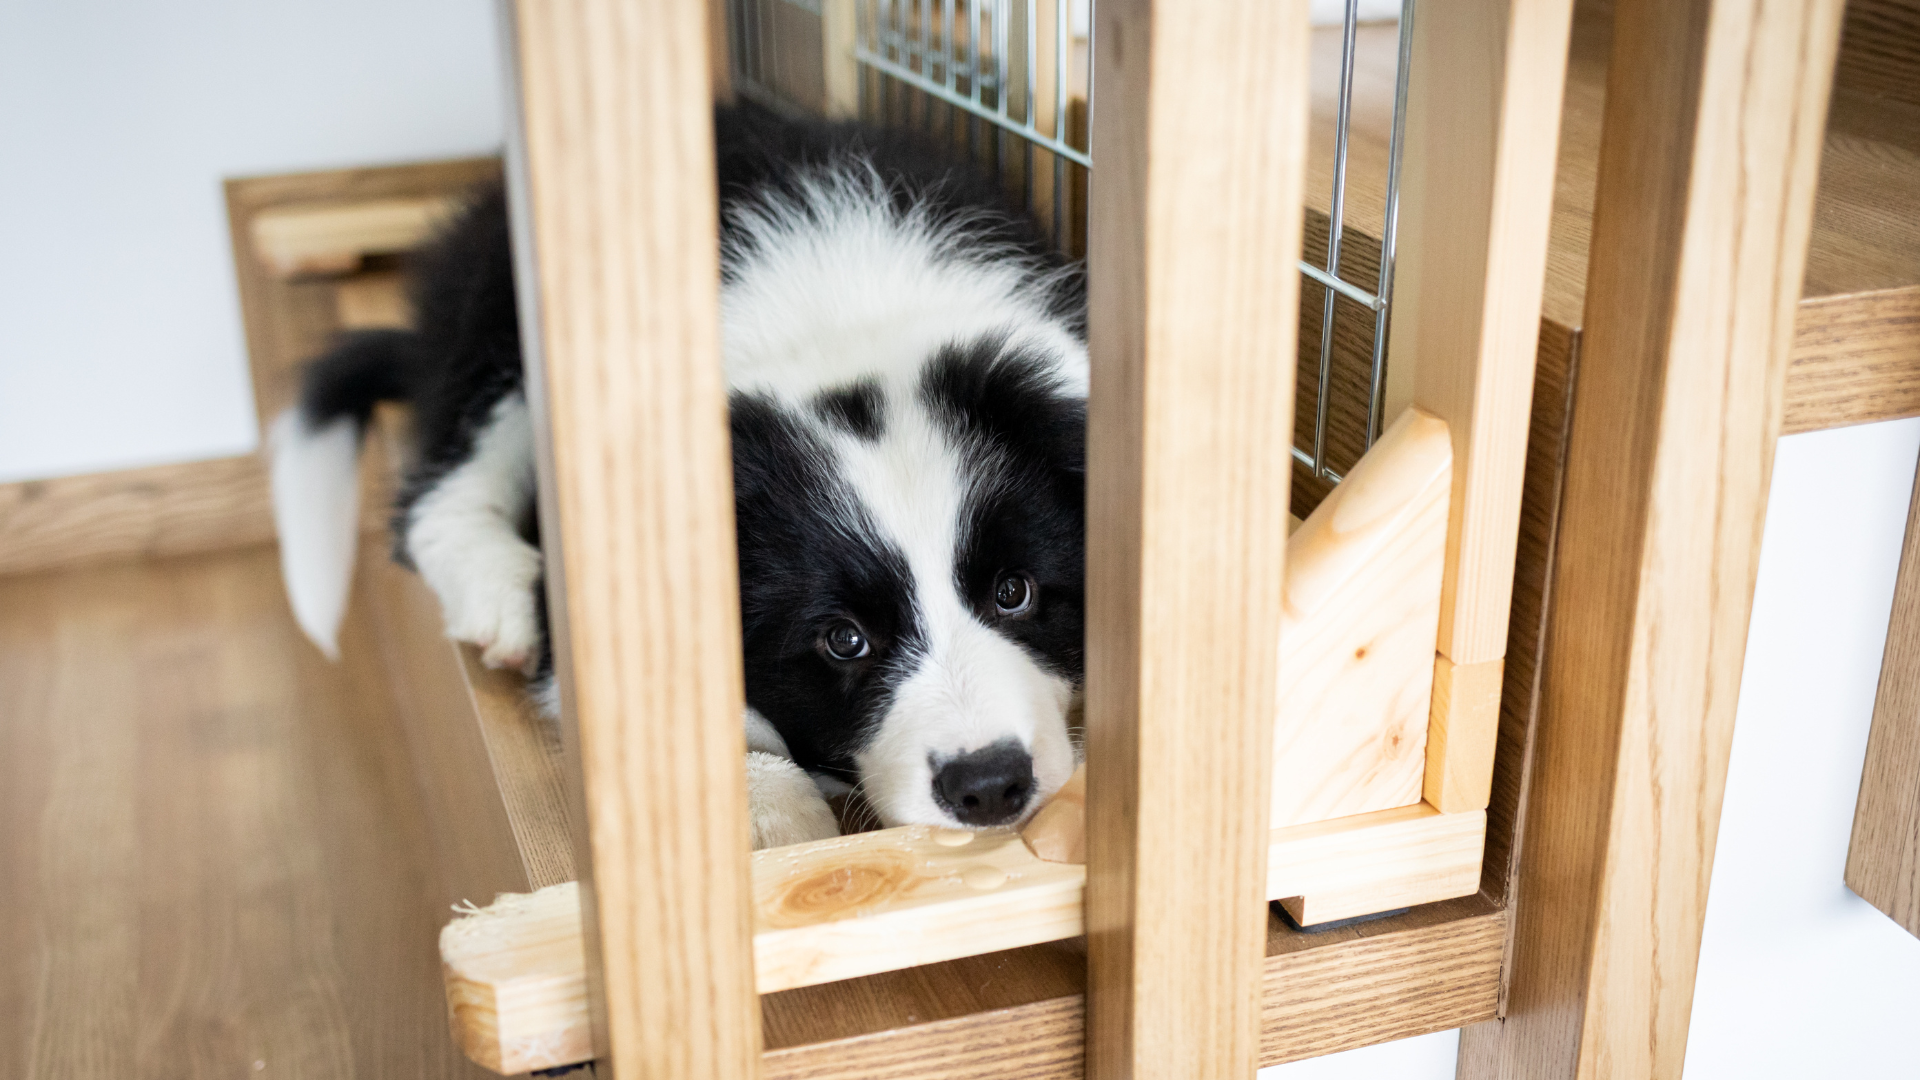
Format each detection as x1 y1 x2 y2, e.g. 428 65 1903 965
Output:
269 409 362 660
747 751 840 849
404 394 544 672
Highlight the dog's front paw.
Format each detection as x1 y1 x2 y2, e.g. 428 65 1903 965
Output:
747 751 839 850
420 538 544 673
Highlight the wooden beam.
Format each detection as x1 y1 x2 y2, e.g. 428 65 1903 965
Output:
1385 0 1577 668
506 2 762 1079
1456 0 1845 1075
0 456 274 577
249 195 458 279
1082 0 1309 1076
1846 454 1920 939
1782 285 1920 435
1270 408 1451 828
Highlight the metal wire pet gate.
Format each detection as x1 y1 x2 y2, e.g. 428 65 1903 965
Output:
730 0 1417 487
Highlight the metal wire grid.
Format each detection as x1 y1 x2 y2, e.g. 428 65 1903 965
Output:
856 0 1090 253
746 0 1418 487
1297 0 1416 485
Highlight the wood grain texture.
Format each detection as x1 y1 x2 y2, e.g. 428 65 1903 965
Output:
507 2 761 1078
1458 0 1845 1077
1268 803 1484 926
0 455 274 577
1081 1 1309 1076
759 899 1503 1080
1424 655 1504 814
1260 898 1504 1066
1476 321 1579 925
1384 0 1576 667
1846 450 1920 938
1782 285 1920 434
0 547 496 1079
225 158 501 428
1270 408 1450 828
1832 0 1920 112
755 826 1086 992
441 889 1505 1077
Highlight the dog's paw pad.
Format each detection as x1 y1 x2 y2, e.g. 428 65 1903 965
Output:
746 752 840 850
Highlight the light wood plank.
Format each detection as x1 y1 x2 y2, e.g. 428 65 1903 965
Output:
1270 408 1451 828
225 157 501 429
249 195 458 279
1267 803 1485 926
334 270 412 331
1845 451 1920 938
1782 285 1920 435
1424 655 1505 814
0 456 273 578
1383 0 1576 667
1457 0 1845 1075
0 548 494 1079
506 2 762 1078
1082 0 1309 1076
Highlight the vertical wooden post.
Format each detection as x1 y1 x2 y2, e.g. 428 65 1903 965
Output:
1846 459 1920 940
821 0 860 118
1384 0 1578 815
506 2 762 1079
1456 0 1843 1076
713 0 737 103
1081 1 1309 1077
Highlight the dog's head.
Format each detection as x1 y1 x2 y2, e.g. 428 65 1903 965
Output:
731 336 1084 830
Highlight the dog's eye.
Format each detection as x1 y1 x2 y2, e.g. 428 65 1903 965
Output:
994 572 1035 617
821 619 871 661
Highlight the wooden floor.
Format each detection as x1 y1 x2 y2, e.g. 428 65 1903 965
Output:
0 544 494 1080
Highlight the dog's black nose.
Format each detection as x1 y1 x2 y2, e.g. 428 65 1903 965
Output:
932 743 1035 827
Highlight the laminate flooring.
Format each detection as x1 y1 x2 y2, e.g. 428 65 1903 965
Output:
0 545 496 1079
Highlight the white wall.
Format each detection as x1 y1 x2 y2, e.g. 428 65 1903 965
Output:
1685 417 1920 1078
0 0 504 483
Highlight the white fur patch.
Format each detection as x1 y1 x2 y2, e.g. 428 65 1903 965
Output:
405 394 545 672
747 751 840 849
717 166 1086 831
270 409 362 659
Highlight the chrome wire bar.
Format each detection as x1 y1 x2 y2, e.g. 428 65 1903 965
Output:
1309 0 1363 481
857 0 1093 168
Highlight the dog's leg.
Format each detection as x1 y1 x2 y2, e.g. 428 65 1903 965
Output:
405 393 545 672
747 752 840 850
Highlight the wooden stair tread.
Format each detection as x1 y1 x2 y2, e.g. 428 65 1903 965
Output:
1307 11 1920 322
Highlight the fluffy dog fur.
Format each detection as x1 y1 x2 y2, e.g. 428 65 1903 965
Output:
273 105 1088 848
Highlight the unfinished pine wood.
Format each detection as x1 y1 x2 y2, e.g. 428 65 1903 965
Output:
1846 451 1920 938
1457 0 1845 1075
444 889 1507 1078
250 195 457 279
1782 285 1920 434
1269 408 1450 828
1082 1 1308 1076
1385 0 1575 672
1268 802 1484 926
442 882 592 1074
1425 655 1505 814
0 547 496 1079
440 803 1486 1072
226 157 501 428
507 3 761 1078
755 826 1086 992
0 455 273 577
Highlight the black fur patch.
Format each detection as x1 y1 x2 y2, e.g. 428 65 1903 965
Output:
922 339 1087 683
813 380 886 441
730 393 925 776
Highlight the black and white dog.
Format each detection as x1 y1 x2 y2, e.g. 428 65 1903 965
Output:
272 105 1088 849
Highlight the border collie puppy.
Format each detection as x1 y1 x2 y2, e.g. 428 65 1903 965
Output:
272 105 1088 849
